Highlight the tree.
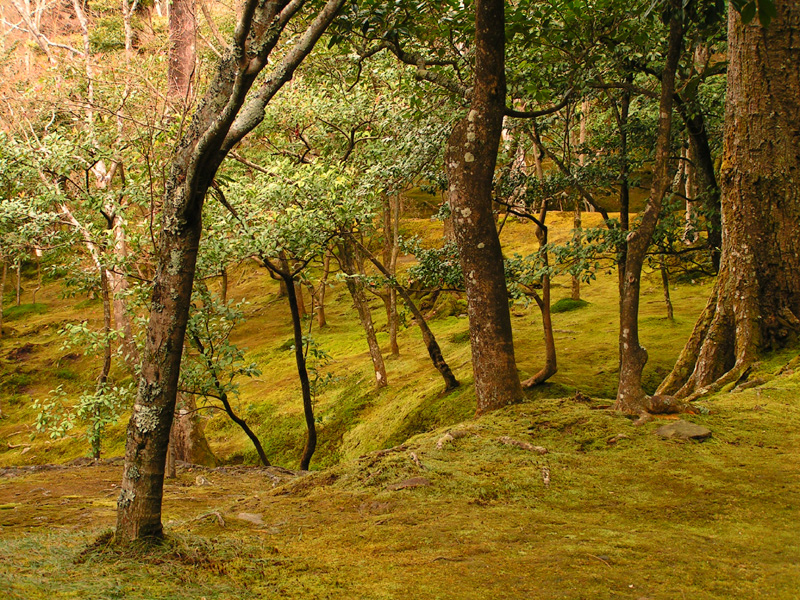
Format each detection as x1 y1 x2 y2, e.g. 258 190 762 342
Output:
168 0 196 101
658 0 799 399
445 0 523 414
613 0 684 414
115 0 347 543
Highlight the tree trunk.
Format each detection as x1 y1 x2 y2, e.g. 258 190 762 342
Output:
676 98 721 269
358 241 459 392
283 271 317 470
15 260 21 306
444 0 522 413
314 251 330 327
169 393 217 469
615 3 683 413
382 195 400 356
521 210 557 387
660 257 674 321
168 0 196 101
115 0 347 542
339 241 388 388
658 0 800 399
0 261 6 338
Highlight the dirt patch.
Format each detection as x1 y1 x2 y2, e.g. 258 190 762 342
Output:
6 343 35 362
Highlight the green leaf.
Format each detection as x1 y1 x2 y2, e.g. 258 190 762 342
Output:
740 1 757 24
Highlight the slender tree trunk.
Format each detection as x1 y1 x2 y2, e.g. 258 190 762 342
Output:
168 0 196 101
660 257 674 321
220 267 228 304
358 242 459 392
0 261 6 338
314 251 330 327
659 0 800 399
15 261 21 307
676 99 721 269
382 195 400 355
571 200 581 301
444 0 522 413
522 210 557 387
617 81 632 299
615 3 683 413
92 266 114 460
282 271 317 470
339 241 388 388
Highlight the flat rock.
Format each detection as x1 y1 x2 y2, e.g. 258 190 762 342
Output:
655 420 712 441
387 477 431 491
237 512 264 525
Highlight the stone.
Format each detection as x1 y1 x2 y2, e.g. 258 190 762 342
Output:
655 420 712 441
387 477 431 491
237 512 264 525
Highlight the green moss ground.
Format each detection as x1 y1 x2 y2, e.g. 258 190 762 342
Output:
0 214 797 598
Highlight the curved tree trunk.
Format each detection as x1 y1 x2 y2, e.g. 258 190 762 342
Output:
445 0 522 414
522 212 557 388
116 0 348 543
658 0 800 399
615 2 683 413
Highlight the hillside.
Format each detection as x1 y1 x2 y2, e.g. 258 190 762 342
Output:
0 214 711 469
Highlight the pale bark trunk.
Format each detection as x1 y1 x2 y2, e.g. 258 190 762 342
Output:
0 261 6 337
445 0 522 413
15 261 21 306
339 241 388 388
168 0 196 101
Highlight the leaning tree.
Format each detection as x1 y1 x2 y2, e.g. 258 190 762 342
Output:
115 0 347 543
658 0 800 400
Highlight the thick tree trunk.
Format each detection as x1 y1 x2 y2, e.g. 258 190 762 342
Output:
169 394 217 469
615 4 682 413
339 242 388 388
445 0 522 413
168 0 196 101
659 0 800 399
115 0 347 542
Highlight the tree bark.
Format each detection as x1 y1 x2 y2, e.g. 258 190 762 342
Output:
659 0 800 399
444 0 522 413
0 261 6 337
116 0 347 542
615 3 683 413
168 0 196 101
282 270 317 470
521 209 557 387
357 241 459 392
339 241 388 388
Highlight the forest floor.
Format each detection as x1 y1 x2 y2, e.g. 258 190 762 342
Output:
0 215 798 598
1 368 799 599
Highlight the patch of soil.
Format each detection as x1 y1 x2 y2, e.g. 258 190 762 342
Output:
6 343 35 362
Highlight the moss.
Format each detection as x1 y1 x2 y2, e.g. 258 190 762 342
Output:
551 297 590 313
3 303 47 321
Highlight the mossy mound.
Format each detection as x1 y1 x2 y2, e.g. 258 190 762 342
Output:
551 298 590 313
